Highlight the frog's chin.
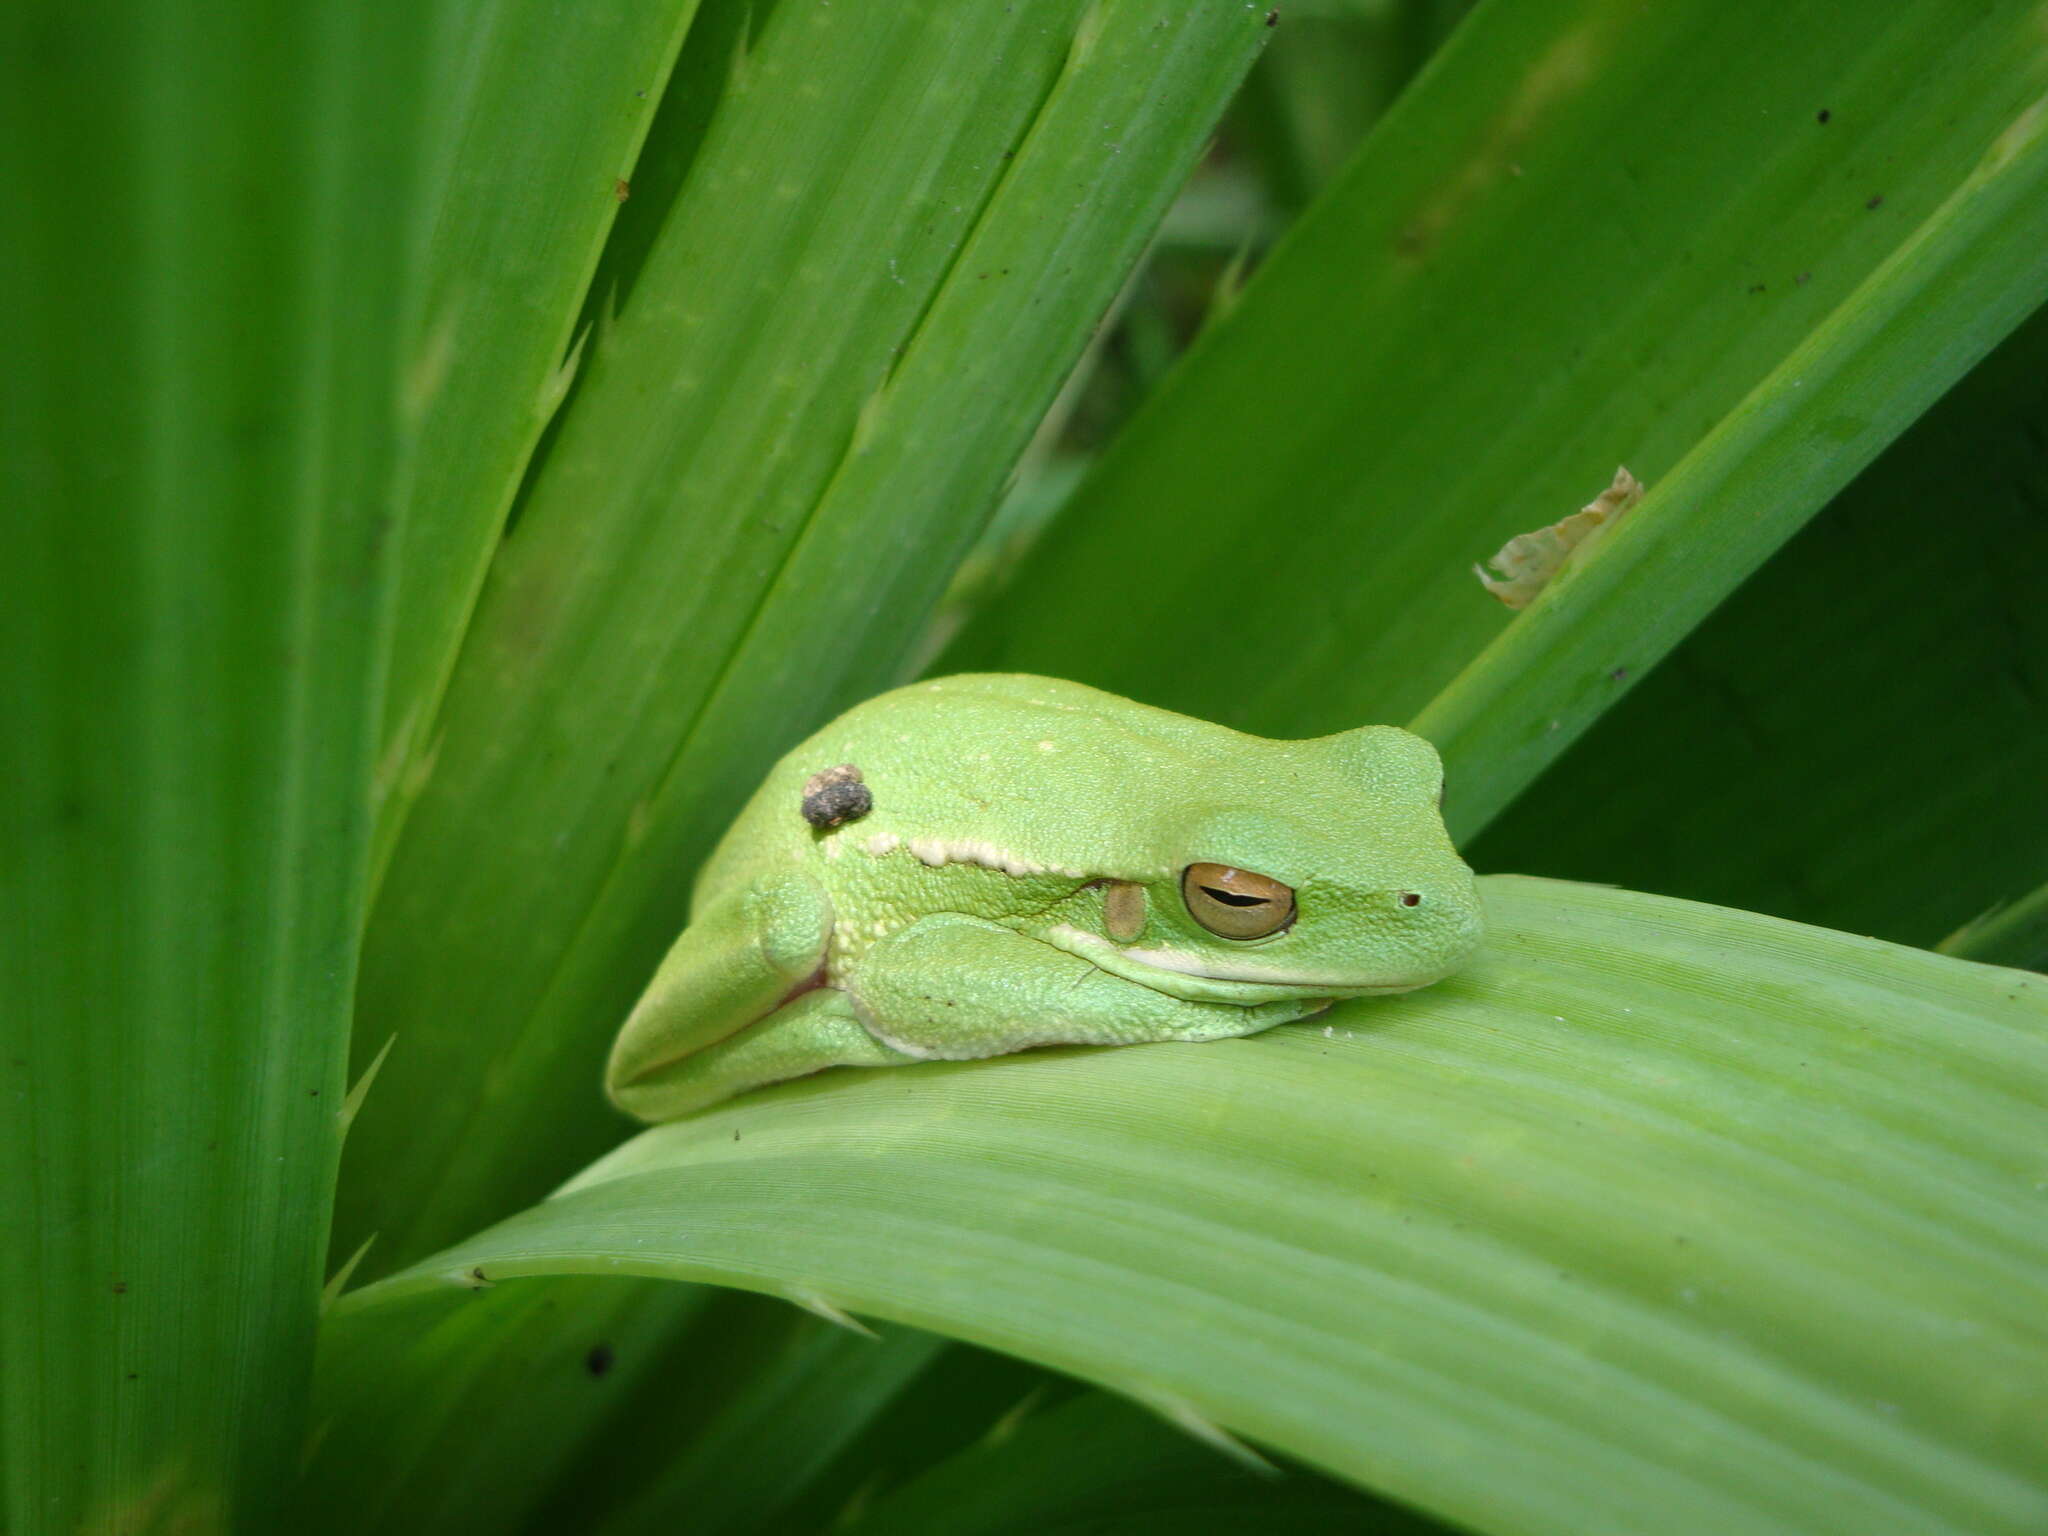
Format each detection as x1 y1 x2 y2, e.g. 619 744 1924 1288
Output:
1041 924 1432 1007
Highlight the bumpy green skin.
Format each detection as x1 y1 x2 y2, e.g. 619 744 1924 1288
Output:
606 674 1483 1122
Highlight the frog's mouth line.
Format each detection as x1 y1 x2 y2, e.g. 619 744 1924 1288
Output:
1042 924 1433 1005
1122 948 1429 990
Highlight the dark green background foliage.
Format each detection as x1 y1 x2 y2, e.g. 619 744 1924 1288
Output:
7 2 2045 1533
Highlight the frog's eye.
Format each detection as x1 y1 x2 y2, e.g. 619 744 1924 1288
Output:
1181 863 1296 940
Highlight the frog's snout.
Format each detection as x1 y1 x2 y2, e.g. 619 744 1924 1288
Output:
1372 884 1453 913
1366 879 1484 983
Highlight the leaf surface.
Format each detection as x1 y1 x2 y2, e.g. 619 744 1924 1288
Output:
1 3 443 1525
942 0 2048 826
374 0 702 873
1472 303 2048 946
341 879 2048 1536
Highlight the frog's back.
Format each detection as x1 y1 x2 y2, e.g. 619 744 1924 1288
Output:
696 674 1403 903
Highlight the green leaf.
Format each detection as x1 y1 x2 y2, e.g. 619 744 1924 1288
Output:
1471 300 2048 946
300 1278 714 1534
536 1295 943 1536
752 1343 1071 1536
338 0 1272 1270
373 0 702 872
1 4 442 1527
339 878 2048 1536
1410 88 2048 836
1940 881 2048 974
940 2 2048 770
848 1389 1430 1534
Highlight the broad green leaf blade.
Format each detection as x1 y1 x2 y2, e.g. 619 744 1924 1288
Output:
341 879 2048 1536
298 1278 715 1534
1 5 441 1528
339 0 1270 1270
1412 90 2048 837
850 1390 1430 1535
940 3 2048 753
540 1297 944 1536
1472 301 2048 946
751 1344 1072 1536
373 0 701 871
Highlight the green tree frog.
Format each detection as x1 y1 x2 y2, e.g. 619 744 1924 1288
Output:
606 674 1483 1122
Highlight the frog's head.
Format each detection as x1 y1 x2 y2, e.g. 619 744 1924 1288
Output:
1055 724 1482 1006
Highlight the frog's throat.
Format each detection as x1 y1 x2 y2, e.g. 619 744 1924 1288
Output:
1041 924 1430 1006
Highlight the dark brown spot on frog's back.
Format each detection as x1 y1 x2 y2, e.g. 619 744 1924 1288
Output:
802 764 873 829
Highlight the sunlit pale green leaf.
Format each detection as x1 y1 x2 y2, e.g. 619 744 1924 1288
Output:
338 0 1272 1272
1 4 443 1528
339 878 2048 1536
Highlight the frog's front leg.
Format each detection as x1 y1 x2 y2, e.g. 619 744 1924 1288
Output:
611 987 914 1120
606 872 839 1121
845 912 1326 1061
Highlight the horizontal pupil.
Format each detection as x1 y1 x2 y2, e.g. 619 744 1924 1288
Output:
1203 887 1266 907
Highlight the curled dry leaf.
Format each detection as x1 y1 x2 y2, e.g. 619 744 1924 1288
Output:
1474 466 1644 609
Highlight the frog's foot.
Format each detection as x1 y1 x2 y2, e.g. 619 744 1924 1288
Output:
607 872 838 1120
611 986 913 1121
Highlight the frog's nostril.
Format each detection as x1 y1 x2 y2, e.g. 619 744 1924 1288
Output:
1398 891 1423 908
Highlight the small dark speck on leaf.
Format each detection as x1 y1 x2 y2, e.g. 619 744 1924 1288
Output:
1796 271 1811 285
733 1129 741 1141
1866 193 1884 210
126 1372 139 1381
1747 282 1767 294
1266 8 1279 24
471 1267 488 1284
614 179 631 203
1816 108 1831 124
113 1282 128 1294
1610 666 1630 682
585 1343 615 1377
